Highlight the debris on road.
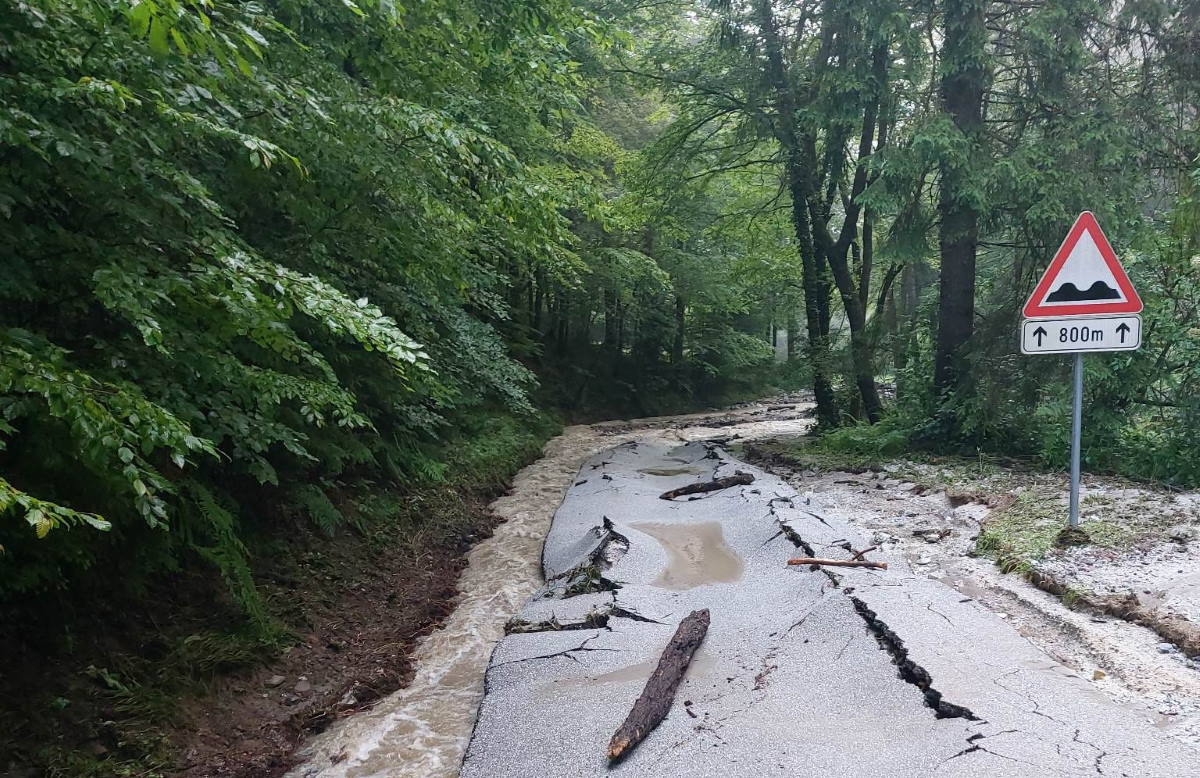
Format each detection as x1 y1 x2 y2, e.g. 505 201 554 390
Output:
658 471 754 500
913 528 951 543
786 557 888 570
607 609 710 762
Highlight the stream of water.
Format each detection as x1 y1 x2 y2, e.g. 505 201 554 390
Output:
286 399 814 778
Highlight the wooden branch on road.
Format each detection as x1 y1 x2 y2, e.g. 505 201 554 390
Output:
659 472 754 500
787 557 888 570
607 609 710 762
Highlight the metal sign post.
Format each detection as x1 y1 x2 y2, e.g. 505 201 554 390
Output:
1068 353 1083 528
1021 212 1143 530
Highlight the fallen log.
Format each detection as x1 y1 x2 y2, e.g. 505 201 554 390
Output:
659 472 754 500
786 557 888 570
607 609 710 762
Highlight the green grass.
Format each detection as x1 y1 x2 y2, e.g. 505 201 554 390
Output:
974 492 1066 563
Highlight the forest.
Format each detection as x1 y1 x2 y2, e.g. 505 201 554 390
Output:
2 0 1199 774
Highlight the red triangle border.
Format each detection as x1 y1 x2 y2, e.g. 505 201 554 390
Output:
1023 211 1143 318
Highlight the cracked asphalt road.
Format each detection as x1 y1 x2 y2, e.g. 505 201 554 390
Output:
461 440 1199 777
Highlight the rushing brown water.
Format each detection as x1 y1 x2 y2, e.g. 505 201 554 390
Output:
287 400 814 778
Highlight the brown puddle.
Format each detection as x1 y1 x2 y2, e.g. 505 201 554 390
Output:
638 466 709 476
550 651 717 691
631 521 744 589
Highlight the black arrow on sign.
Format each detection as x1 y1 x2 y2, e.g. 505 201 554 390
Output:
1116 322 1130 343
1033 326 1047 347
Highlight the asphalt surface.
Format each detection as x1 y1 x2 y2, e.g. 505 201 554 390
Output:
460 441 1200 777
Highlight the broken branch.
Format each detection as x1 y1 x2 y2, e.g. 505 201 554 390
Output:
787 557 888 570
607 609 710 762
659 472 754 500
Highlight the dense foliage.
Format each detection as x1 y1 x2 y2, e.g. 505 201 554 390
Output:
0 0 799 616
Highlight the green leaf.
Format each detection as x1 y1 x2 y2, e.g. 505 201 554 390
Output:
147 18 169 56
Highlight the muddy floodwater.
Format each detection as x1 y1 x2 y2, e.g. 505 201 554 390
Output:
631 521 744 590
287 399 814 778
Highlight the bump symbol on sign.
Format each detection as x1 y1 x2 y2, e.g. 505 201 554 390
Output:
1022 211 1143 318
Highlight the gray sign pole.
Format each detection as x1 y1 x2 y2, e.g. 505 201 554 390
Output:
1068 352 1083 528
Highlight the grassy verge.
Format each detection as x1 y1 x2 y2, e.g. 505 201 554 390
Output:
743 427 1169 569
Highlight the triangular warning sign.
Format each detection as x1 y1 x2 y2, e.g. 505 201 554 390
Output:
1023 211 1142 317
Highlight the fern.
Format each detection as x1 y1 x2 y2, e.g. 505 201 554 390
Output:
292 483 350 536
183 483 273 635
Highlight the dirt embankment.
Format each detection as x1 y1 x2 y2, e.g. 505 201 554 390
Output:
0 483 519 778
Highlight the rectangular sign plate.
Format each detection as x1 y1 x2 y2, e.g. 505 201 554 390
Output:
1021 315 1141 354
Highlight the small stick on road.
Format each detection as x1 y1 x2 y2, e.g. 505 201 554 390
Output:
607 609 710 762
786 557 888 570
658 472 754 500
849 545 878 561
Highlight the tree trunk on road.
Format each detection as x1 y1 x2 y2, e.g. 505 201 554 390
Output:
607 609 710 762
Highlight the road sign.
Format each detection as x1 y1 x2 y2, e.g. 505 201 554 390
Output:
1020 314 1141 354
1020 212 1145 532
1023 211 1142 318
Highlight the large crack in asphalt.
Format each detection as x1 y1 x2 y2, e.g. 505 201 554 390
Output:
777 515 979 723
488 635 620 670
506 597 662 635
848 596 980 721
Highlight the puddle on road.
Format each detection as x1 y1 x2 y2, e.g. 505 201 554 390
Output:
550 651 716 691
632 521 744 589
638 465 709 476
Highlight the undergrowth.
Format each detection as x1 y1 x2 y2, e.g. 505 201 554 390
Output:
0 409 561 778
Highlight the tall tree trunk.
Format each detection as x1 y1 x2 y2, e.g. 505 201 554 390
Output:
755 0 840 428
554 294 569 354
809 41 889 423
604 287 620 354
934 0 988 398
885 285 900 375
672 294 685 364
532 268 544 337
787 310 798 361
617 301 626 353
